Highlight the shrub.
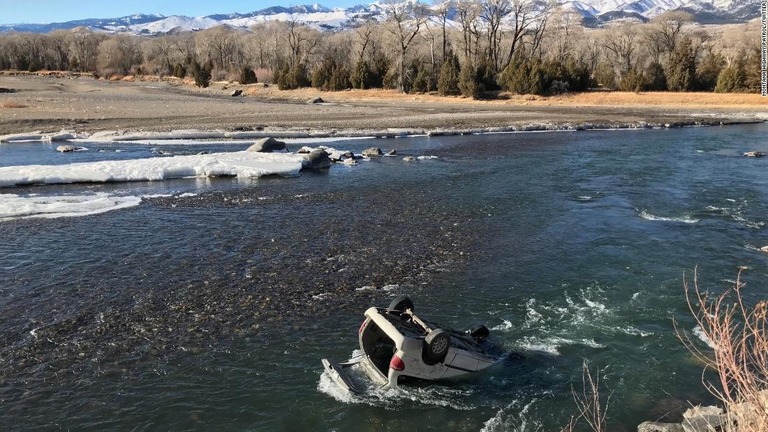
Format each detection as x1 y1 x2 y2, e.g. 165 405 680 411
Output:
500 57 545 95
239 67 257 84
678 269 768 431
275 62 310 90
593 62 616 90
172 63 186 79
311 55 351 91
619 68 646 92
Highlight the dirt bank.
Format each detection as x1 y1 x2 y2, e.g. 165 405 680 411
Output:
0 73 765 136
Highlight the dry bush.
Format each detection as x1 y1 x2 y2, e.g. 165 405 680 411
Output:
563 360 612 432
1 100 26 108
677 269 768 431
254 68 272 84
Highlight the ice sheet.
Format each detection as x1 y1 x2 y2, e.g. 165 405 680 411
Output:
0 151 305 187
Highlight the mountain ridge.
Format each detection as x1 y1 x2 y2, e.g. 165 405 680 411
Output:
0 0 757 34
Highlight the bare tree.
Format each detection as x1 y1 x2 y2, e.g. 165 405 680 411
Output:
455 0 481 61
480 0 511 71
602 24 639 74
643 11 693 63
67 28 105 72
97 35 142 75
383 0 429 91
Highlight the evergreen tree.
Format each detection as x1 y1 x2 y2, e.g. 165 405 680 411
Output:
666 37 697 92
437 52 461 96
500 57 545 95
696 51 723 91
458 60 483 99
189 60 211 88
644 62 667 91
714 65 745 93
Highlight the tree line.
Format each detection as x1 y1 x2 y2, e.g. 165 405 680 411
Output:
0 1 762 96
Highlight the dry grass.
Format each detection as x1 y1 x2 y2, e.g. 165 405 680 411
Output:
1 100 26 109
677 269 768 431
240 85 767 110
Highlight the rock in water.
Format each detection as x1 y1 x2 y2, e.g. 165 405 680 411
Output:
760 246 768 253
56 145 82 153
230 89 243 97
246 137 286 153
307 97 324 104
362 147 383 157
302 149 331 170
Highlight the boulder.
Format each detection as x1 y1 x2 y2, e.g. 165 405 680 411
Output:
246 137 286 153
308 97 324 104
403 156 416 162
297 146 314 154
0 87 14 93
328 151 344 162
302 149 331 170
683 406 724 419
637 422 684 432
761 246 768 253
385 149 397 156
230 89 243 97
681 414 726 432
362 147 383 157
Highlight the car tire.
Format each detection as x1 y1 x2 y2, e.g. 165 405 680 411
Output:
469 324 490 341
388 295 414 313
423 329 450 364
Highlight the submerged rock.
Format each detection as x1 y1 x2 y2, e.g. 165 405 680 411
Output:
637 422 684 432
247 137 286 153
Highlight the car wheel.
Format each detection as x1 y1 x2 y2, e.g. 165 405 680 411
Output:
388 295 414 312
424 329 450 363
469 324 490 341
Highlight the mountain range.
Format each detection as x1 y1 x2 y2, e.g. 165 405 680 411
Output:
0 0 758 35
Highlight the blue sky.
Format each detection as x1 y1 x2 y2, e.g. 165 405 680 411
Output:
0 0 366 24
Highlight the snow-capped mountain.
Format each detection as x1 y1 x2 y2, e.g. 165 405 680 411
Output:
0 0 757 35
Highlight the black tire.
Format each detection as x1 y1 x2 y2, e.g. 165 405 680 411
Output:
469 324 490 341
387 295 414 312
423 329 450 364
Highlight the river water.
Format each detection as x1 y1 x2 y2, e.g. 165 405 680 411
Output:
1 123 767 431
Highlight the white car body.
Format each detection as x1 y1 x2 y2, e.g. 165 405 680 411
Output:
322 298 499 393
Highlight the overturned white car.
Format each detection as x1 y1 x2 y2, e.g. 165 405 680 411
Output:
322 296 500 393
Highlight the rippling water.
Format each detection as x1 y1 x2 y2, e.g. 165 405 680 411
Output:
1 124 767 431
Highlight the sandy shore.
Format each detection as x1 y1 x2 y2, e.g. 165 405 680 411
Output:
0 73 766 136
